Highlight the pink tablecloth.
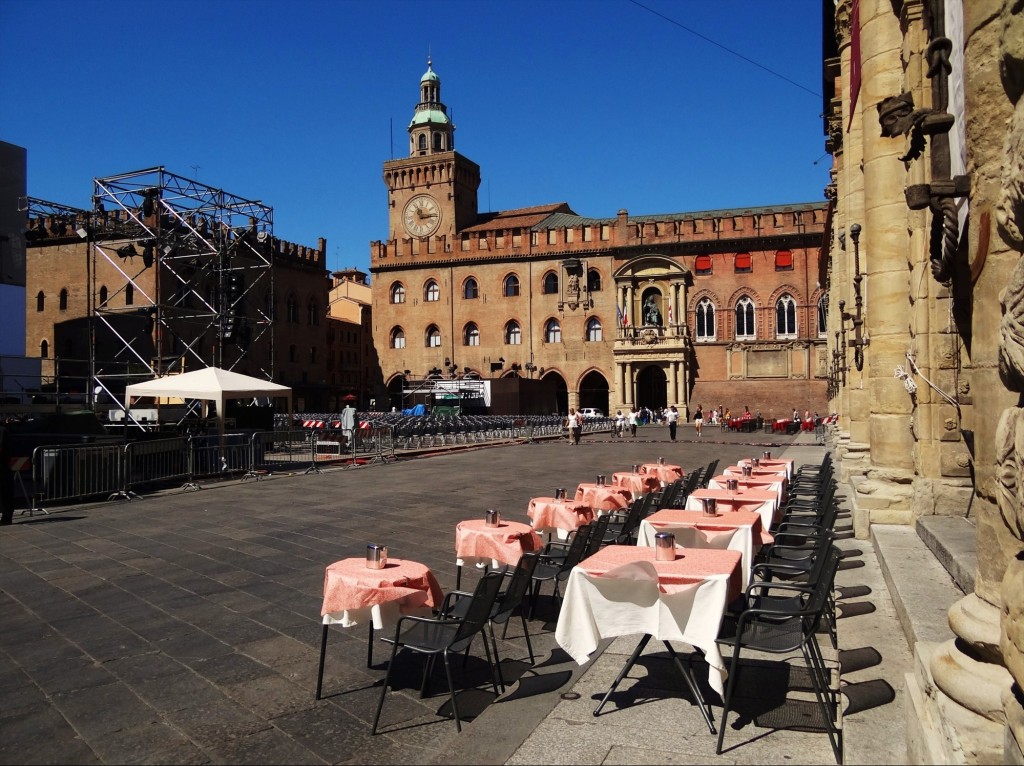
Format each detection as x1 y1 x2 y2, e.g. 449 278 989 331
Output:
611 472 661 498
737 457 794 480
455 519 541 568
639 463 684 485
321 557 443 629
575 483 632 512
528 497 595 539
708 474 786 506
686 487 780 531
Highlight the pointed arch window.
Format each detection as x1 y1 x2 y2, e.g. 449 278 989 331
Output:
505 320 521 345
308 300 320 326
503 274 520 297
817 294 828 337
391 327 406 349
735 296 756 340
286 294 299 323
125 284 134 306
36 291 45 312
543 272 558 294
390 282 406 304
40 339 49 358
464 323 480 346
587 269 602 292
544 318 561 344
696 298 716 341
585 317 603 342
98 285 108 306
463 277 478 299
424 279 440 302
59 288 68 311
776 294 797 338
426 325 442 348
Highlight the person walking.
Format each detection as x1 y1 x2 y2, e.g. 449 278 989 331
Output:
566 407 583 445
666 405 679 441
693 404 704 438
628 407 638 437
614 410 626 438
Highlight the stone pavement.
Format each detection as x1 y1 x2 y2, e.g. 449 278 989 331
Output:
0 425 907 764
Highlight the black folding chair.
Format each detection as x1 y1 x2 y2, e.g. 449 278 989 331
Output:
371 571 504 734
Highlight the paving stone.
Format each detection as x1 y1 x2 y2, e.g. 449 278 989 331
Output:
222 673 319 720
24 655 116 695
163 697 274 747
86 720 212 765
51 682 160 738
128 670 229 713
0 704 100 764
190 652 278 684
204 725 325 765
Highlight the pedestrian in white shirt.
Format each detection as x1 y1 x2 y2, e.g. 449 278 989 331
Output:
665 405 680 441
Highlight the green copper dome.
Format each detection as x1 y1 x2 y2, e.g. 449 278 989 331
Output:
409 108 449 127
421 63 439 83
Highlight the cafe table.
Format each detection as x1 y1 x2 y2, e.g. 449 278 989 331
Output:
317 556 444 694
454 518 541 588
639 462 684 486
736 457 794 480
637 508 767 588
707 474 786 507
574 482 632 514
528 496 595 540
686 487 780 531
555 545 742 732
610 471 661 499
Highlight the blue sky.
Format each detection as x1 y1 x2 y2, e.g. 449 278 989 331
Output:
1 0 828 276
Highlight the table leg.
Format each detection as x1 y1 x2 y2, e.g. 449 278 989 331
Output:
593 634 652 716
663 642 716 734
367 620 374 668
316 624 329 699
455 563 463 590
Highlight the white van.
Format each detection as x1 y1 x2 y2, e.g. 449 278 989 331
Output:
580 408 604 419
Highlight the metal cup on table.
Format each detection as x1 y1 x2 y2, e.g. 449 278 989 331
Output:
597 474 606 487
763 450 772 460
658 456 665 465
654 532 676 561
556 487 566 500
742 465 752 477
485 509 501 527
701 497 718 517
631 464 639 474
366 544 388 569
726 478 739 494
752 458 761 468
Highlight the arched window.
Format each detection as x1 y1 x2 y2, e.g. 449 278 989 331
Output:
36 291 44 312
125 284 134 306
464 323 480 346
505 320 521 345
391 327 406 349
463 278 478 299
59 288 68 311
40 339 49 358
503 274 520 297
586 317 603 342
587 269 602 292
308 300 320 326
390 282 405 304
776 294 797 338
696 298 716 341
543 272 558 294
98 285 108 306
735 296 756 340
424 279 440 302
286 294 298 323
433 132 442 150
544 318 561 344
418 134 427 151
817 294 828 337
426 325 442 348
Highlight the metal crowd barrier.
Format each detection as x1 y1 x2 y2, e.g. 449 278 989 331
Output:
123 437 190 498
28 442 126 515
250 429 316 478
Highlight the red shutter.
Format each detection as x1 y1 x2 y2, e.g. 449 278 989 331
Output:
775 250 793 269
734 252 752 271
695 255 712 273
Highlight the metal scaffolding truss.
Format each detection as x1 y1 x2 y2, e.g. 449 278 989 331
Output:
86 167 275 407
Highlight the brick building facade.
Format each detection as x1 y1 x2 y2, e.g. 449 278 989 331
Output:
371 61 829 418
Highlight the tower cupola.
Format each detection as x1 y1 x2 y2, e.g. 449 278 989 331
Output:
408 58 454 156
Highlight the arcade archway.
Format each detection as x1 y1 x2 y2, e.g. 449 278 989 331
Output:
578 370 610 415
636 365 667 411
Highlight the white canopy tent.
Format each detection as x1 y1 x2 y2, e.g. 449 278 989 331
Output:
124 367 292 439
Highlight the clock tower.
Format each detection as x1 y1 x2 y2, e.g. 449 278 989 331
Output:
383 59 481 243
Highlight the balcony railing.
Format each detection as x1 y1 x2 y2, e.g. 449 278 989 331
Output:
615 324 689 347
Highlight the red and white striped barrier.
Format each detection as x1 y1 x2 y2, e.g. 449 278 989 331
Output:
9 457 31 472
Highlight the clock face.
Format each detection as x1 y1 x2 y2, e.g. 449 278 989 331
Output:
403 194 441 238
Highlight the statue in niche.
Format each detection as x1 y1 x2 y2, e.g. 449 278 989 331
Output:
567 273 579 295
643 296 662 326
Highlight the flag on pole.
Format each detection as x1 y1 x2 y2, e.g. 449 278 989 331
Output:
667 303 674 325
617 304 625 327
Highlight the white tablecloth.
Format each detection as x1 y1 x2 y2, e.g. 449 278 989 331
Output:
555 549 740 696
637 512 758 589
685 489 778 532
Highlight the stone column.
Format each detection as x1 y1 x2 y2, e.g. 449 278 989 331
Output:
624 362 633 405
667 360 678 407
